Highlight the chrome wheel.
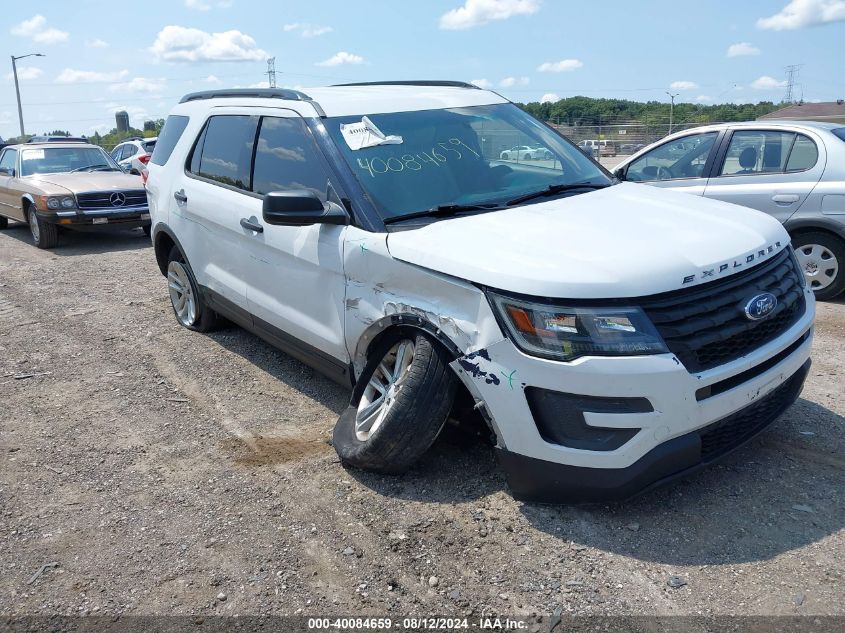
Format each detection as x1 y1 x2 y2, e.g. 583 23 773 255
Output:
355 340 416 441
796 243 839 291
167 260 197 326
28 211 40 244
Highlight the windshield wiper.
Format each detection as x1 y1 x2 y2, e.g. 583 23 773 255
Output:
383 203 502 225
70 164 112 173
506 181 611 206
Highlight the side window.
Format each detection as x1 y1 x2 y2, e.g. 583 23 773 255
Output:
190 115 258 191
0 149 17 173
719 130 795 176
626 132 718 181
252 116 329 200
123 144 138 159
111 145 123 161
785 134 818 172
151 115 190 166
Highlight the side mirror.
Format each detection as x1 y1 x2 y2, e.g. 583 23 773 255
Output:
0 167 15 177
262 190 348 227
613 167 626 181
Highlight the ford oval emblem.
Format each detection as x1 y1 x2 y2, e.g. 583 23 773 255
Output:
744 292 778 321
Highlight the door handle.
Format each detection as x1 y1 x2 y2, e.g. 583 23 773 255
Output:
772 194 799 204
173 189 187 204
239 217 264 233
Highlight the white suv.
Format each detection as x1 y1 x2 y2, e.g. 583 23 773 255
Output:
145 83 815 502
111 137 157 174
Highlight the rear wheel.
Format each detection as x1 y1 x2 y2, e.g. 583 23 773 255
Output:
27 207 58 249
333 331 456 474
793 232 845 300
166 246 221 331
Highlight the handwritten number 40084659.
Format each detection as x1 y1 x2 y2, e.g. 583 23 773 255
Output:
356 138 480 178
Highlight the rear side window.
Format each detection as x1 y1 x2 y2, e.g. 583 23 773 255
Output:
833 128 845 142
150 115 189 166
785 135 819 171
142 140 156 153
252 116 329 200
188 115 258 190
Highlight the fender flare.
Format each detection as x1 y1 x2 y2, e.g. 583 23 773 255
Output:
21 193 37 216
151 222 191 276
784 217 845 242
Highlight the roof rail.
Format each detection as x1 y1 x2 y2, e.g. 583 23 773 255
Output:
26 136 88 143
179 88 313 104
333 80 481 90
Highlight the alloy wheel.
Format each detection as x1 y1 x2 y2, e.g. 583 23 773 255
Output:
28 211 40 245
355 339 416 441
167 260 197 326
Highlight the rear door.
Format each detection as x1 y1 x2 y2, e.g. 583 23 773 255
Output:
623 130 721 195
0 149 22 219
703 128 825 224
179 112 257 313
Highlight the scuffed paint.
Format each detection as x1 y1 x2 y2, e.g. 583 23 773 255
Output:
457 349 501 386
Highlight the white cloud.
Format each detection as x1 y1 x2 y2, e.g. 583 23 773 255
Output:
439 0 540 30
56 68 130 83
204 74 221 83
470 78 492 89
104 104 149 126
758 0 845 30
540 93 560 104
498 76 529 87
751 75 788 89
111 77 167 94
247 81 270 88
695 95 714 103
6 66 43 81
11 14 69 44
726 42 760 57
537 59 583 73
283 23 334 37
315 51 364 66
670 80 698 90
85 38 109 48
185 0 211 9
149 26 267 62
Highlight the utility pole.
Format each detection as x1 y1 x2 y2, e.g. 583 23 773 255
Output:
266 57 276 89
11 53 45 137
783 64 802 104
666 91 679 135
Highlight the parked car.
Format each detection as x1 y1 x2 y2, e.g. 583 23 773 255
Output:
111 137 157 175
499 145 541 160
0 140 150 248
578 139 616 157
620 142 646 155
145 84 814 502
613 121 845 299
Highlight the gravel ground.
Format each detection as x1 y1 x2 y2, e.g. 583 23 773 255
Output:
0 224 843 619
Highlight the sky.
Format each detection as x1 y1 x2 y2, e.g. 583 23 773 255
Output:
2 0 844 139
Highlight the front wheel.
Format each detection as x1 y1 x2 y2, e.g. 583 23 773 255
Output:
333 332 456 474
28 208 58 249
792 232 845 300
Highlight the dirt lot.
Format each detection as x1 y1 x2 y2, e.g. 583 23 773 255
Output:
1 224 844 619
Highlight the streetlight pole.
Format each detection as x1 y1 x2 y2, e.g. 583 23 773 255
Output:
665 91 678 135
10 53 45 138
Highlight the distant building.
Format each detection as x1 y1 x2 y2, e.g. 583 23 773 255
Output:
758 100 845 125
115 110 130 132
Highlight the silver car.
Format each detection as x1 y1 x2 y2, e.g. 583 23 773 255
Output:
613 120 845 299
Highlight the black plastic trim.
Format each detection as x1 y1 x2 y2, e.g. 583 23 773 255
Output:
179 88 313 103
333 80 480 90
500 360 810 503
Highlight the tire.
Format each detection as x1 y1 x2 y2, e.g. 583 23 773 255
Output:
792 232 845 300
333 330 457 474
165 246 221 332
0 216 8 230
501 153 510 160
142 224 151 237
27 206 58 249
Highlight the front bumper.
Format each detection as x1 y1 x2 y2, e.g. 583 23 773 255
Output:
36 208 151 229
451 287 815 502
498 359 810 503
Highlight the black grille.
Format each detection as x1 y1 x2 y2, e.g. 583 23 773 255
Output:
76 190 148 210
641 249 805 372
698 361 807 461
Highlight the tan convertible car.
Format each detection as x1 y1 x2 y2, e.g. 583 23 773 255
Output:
0 140 150 248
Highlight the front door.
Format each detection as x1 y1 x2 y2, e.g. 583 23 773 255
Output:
623 130 721 195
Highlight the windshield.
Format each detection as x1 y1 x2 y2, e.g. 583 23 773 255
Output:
324 103 610 221
19 146 120 176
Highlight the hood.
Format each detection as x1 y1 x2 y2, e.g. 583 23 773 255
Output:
28 172 144 194
386 183 790 299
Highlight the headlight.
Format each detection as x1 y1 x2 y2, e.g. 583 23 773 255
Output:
488 292 668 361
42 196 76 210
